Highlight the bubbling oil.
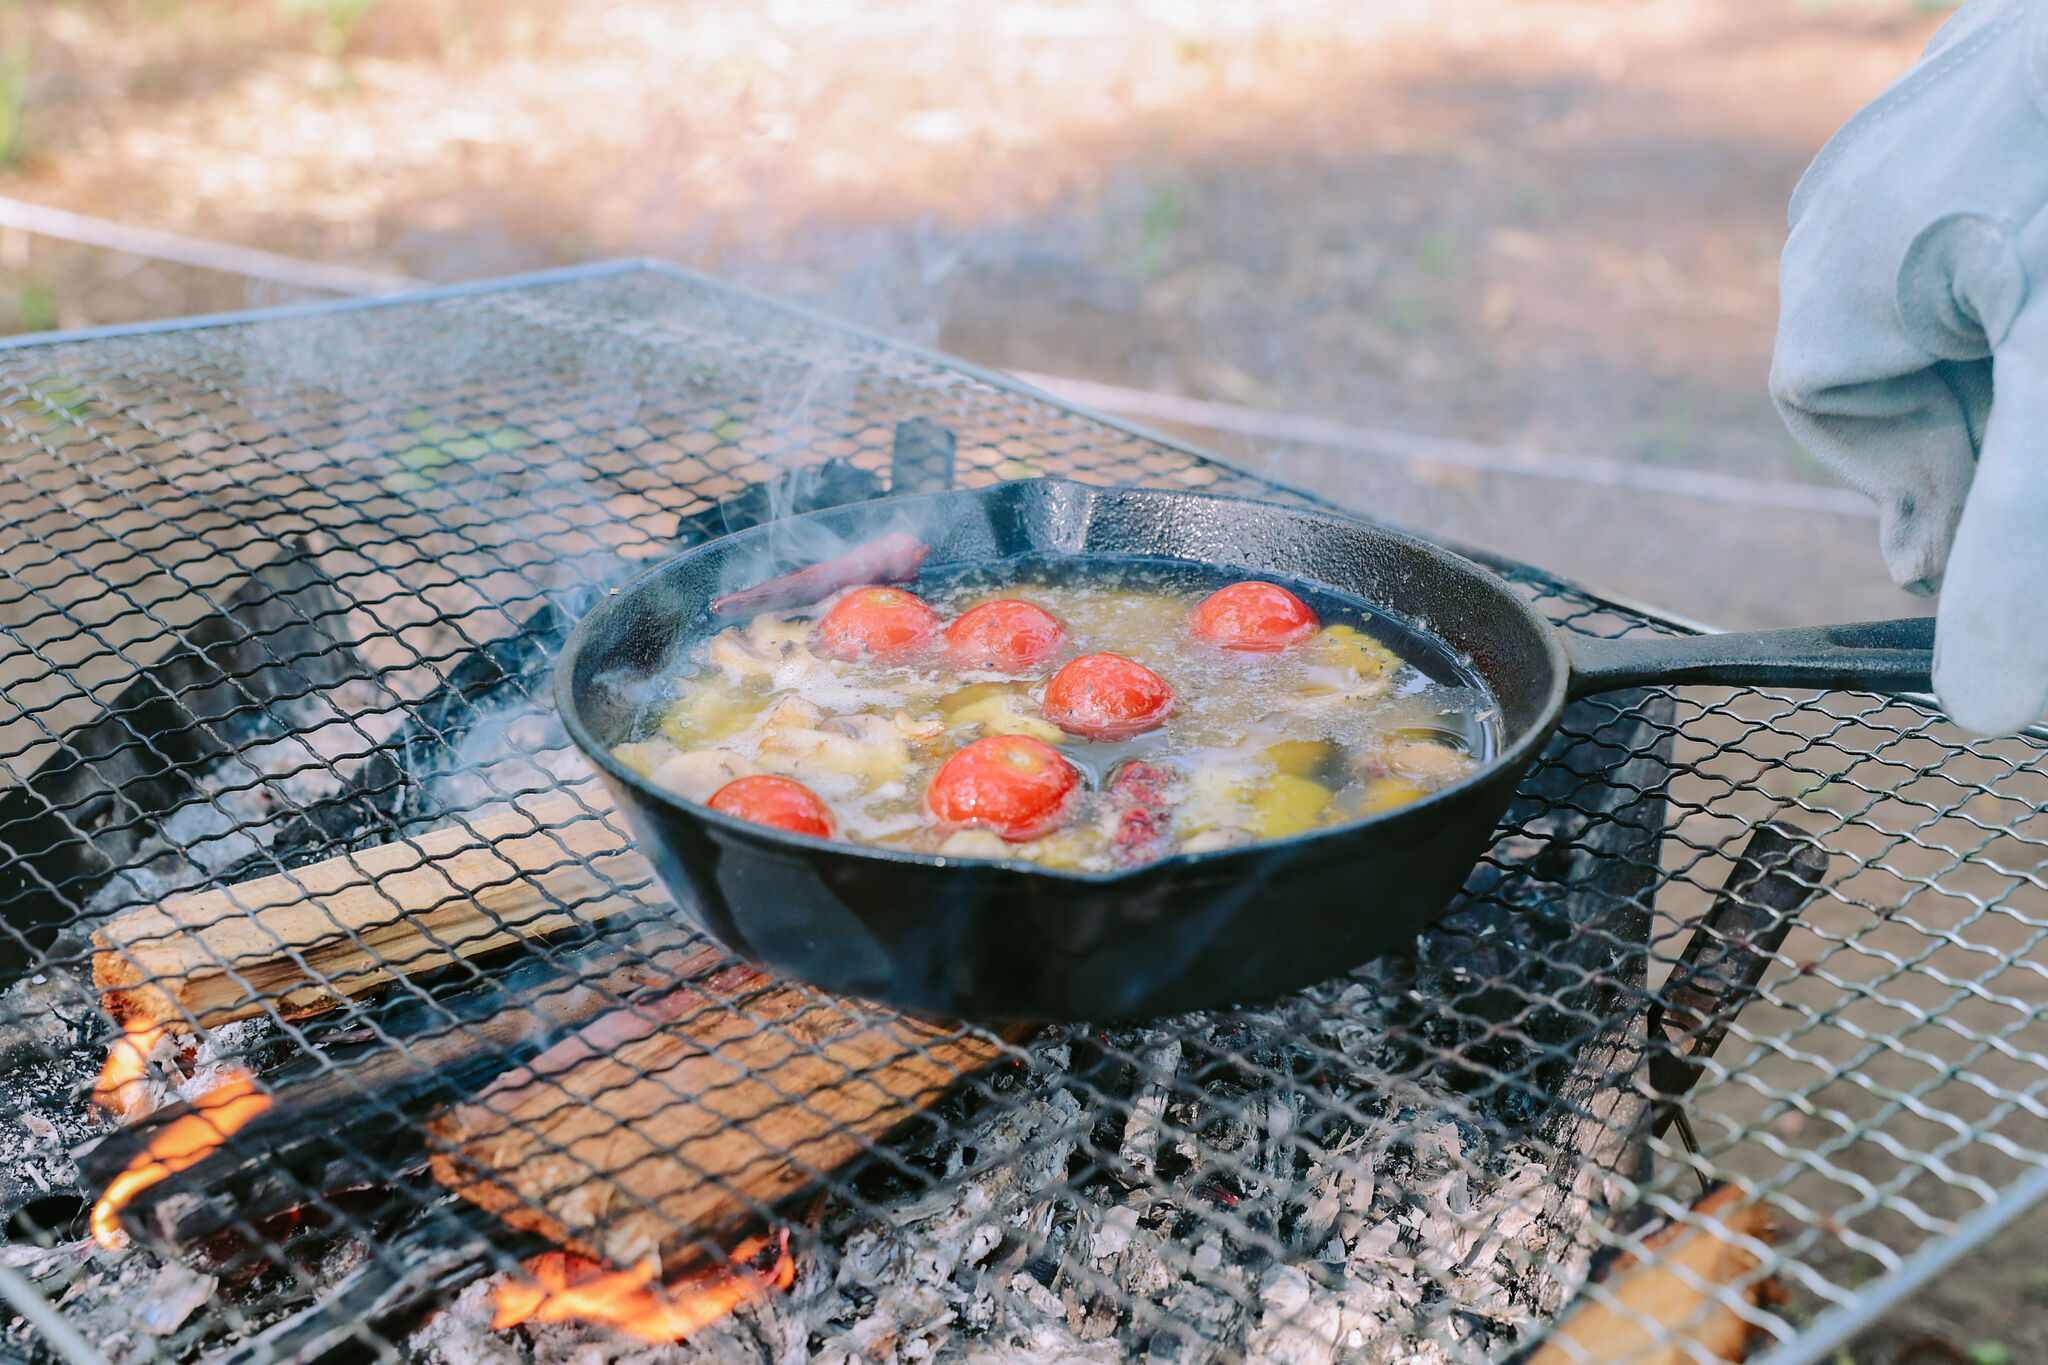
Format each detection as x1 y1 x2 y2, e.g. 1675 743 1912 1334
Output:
615 556 1499 870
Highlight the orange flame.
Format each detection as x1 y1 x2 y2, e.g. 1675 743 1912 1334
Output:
90 1073 274 1248
93 1018 170 1123
492 1230 794 1342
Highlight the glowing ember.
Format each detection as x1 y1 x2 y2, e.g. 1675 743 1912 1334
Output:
90 1073 274 1248
492 1230 794 1342
92 1018 170 1123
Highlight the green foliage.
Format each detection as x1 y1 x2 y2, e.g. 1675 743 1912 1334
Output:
1967 1344 2014 1365
276 0 377 53
14 280 55 334
382 409 533 493
1131 179 1186 278
1416 227 1460 278
1384 291 1431 336
1645 402 1696 466
0 35 30 167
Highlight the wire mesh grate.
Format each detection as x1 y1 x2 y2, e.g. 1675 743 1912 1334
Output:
0 261 2039 1365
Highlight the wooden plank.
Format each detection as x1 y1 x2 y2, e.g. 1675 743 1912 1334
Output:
91 792 653 1027
428 968 1031 1276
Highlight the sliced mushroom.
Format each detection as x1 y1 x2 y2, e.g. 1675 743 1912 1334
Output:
938 828 1014 860
709 626 781 680
1357 740 1473 787
757 705 912 785
1180 826 1256 854
1281 665 1395 713
648 748 763 803
893 712 946 744
611 737 682 779
945 690 1064 744
756 694 828 739
770 645 833 694
745 614 812 651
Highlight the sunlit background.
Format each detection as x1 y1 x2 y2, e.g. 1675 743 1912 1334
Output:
7 6 2031 1354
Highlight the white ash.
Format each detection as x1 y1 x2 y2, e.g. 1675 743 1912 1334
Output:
0 1227 383 1365
414 964 1610 1365
136 1262 217 1336
414 696 601 825
0 967 144 1214
83 680 395 917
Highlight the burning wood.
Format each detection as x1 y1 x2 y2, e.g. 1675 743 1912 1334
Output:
428 965 1029 1276
92 1017 172 1123
90 1071 275 1248
491 1231 794 1342
82 795 665 1249
78 940 730 1253
52 685 1705 1364
710 530 931 617
92 793 649 1029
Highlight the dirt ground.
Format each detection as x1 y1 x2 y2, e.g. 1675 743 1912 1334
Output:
2 0 2040 1360
0 0 1961 625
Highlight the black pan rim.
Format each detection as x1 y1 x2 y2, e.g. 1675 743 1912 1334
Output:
555 480 1573 884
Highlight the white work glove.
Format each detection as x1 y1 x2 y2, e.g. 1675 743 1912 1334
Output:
1771 0 2048 735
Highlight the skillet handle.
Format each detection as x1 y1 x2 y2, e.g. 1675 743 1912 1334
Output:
1564 616 1934 699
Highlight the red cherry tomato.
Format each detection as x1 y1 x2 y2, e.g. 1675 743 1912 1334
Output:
707 775 838 838
813 587 943 661
1040 652 1176 741
1188 581 1319 652
944 600 1068 674
924 735 1080 842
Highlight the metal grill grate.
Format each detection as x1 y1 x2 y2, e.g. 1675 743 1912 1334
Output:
0 261 2041 1365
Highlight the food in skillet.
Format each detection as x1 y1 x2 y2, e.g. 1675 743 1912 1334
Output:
610 562 1494 870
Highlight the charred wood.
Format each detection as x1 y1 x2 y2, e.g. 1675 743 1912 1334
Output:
0 543 368 974
1648 822 1829 1138
887 419 956 496
201 1206 541 1365
204 458 888 874
77 938 725 1248
675 457 885 547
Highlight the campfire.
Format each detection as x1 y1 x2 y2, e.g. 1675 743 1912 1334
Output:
0 501 1813 1365
0 270 1862 1365
90 1074 273 1251
490 1233 795 1342
17 654 1790 1364
91 1019 170 1125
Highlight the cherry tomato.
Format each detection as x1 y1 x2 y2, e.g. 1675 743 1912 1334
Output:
944 600 1068 674
707 775 838 838
1188 581 1319 652
813 587 943 662
1040 653 1176 741
924 735 1080 842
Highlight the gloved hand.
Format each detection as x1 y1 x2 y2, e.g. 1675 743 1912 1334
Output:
1772 0 2048 735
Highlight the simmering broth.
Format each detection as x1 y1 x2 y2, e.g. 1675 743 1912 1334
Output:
612 557 1498 870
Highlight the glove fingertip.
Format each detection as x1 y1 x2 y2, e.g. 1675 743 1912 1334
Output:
1933 652 2048 736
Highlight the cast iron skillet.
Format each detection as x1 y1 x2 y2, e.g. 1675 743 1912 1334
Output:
557 479 1932 1021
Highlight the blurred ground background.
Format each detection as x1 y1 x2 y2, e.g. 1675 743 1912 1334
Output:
1 1 2036 1360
